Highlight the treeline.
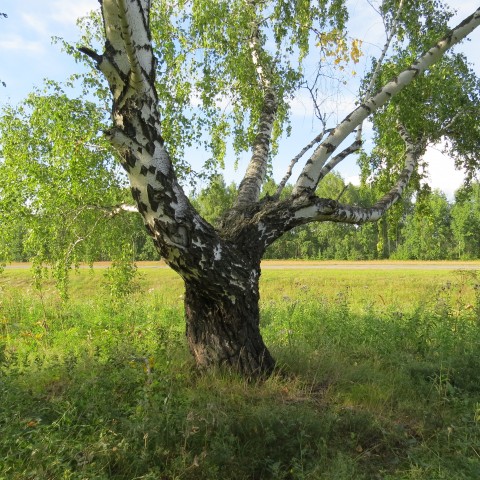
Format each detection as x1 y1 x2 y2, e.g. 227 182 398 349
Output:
190 173 480 261
4 173 480 263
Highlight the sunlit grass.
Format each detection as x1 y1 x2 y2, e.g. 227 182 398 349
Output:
1 263 480 479
3 261 478 311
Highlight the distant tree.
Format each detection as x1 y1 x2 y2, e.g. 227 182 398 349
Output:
191 175 237 226
394 187 453 260
451 183 480 259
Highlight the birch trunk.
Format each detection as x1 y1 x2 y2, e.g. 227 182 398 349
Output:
184 261 275 375
79 1 480 377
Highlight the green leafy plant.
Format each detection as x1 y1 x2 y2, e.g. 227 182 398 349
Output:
103 244 141 303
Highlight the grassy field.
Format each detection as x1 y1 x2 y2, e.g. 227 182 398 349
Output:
1 262 480 479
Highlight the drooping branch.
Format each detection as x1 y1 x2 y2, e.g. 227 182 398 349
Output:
293 7 480 195
294 123 421 225
234 3 278 210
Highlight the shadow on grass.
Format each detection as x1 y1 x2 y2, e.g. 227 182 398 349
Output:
1 282 480 479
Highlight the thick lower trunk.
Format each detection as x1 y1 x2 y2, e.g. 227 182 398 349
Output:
184 280 275 376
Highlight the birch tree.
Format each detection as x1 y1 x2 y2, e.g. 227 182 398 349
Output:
72 1 480 375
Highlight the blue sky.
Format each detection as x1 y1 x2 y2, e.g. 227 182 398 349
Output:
1 0 479 198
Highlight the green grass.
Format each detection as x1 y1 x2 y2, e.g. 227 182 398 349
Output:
1 264 480 479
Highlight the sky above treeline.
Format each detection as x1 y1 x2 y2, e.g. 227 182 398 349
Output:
1 0 479 198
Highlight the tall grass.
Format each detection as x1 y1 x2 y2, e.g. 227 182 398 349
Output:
1 267 479 479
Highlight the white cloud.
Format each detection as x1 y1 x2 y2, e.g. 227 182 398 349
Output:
0 34 44 53
49 0 99 26
422 145 465 199
345 174 361 186
21 13 49 36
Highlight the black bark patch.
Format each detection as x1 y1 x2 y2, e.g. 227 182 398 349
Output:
122 117 137 138
147 183 161 211
125 153 137 170
324 142 336 153
130 187 149 215
155 171 165 182
360 104 372 114
131 187 142 204
138 202 149 215
120 159 130 173
407 67 420 77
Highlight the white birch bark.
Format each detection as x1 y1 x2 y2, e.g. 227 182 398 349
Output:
293 7 480 195
80 0 221 274
274 128 328 199
293 124 420 225
234 3 277 209
235 89 277 209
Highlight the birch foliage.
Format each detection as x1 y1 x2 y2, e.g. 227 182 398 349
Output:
0 90 144 294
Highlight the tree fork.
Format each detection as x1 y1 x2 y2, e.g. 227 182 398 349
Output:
78 1 480 378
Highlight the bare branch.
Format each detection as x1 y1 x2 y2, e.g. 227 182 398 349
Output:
274 127 330 199
293 7 480 195
304 81 329 122
439 110 463 135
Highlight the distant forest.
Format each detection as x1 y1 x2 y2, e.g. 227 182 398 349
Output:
5 174 480 262
191 174 480 261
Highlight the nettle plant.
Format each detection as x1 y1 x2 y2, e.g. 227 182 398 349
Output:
2 1 479 376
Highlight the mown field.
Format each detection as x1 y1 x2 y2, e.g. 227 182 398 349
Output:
1 262 480 479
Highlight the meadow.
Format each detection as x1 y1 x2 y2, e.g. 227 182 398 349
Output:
1 262 480 479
